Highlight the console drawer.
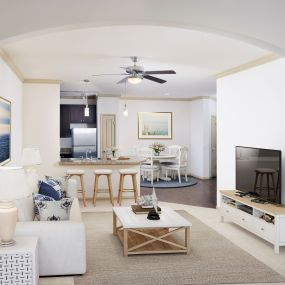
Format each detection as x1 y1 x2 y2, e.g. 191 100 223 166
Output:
253 219 275 242
233 211 253 229
220 204 238 218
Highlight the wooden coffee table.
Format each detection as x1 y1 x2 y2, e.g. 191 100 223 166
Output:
112 206 192 256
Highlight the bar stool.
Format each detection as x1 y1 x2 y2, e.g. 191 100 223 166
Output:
117 169 138 206
253 168 277 200
93 169 114 206
66 169 86 207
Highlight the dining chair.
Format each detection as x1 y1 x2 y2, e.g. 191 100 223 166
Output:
162 146 188 183
137 147 160 184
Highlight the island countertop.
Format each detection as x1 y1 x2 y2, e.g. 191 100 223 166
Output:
59 157 146 166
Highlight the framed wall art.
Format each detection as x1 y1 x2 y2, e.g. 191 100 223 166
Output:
138 112 172 139
0 97 11 165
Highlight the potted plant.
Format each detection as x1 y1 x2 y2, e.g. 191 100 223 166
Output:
111 146 118 159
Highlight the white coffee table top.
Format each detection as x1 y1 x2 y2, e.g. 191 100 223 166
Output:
113 206 192 229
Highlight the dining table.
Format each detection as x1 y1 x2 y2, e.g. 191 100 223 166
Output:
141 153 177 181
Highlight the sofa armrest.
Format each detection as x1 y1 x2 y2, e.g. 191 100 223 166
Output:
69 198 82 222
15 220 86 276
66 178 78 198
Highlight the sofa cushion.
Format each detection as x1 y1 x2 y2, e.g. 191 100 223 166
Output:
38 181 62 200
14 195 34 222
46 177 66 198
33 193 55 217
35 198 74 221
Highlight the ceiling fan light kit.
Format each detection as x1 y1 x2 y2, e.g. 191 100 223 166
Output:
92 56 176 85
128 75 142 84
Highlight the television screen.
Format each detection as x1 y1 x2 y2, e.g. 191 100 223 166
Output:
236 146 281 204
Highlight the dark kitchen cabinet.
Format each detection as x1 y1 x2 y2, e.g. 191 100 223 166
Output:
60 104 97 138
60 105 71 137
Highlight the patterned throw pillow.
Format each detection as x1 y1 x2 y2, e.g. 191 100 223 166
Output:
34 198 74 221
33 193 55 217
38 180 62 200
46 177 66 198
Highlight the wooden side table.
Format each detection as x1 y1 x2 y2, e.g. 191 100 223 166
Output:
0 237 39 285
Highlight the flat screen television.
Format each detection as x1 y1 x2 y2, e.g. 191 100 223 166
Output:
236 146 282 204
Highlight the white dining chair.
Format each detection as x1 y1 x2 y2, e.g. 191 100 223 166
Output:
137 147 160 184
162 146 188 183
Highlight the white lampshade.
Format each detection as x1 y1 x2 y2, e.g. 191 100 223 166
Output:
21 148 41 166
0 167 31 201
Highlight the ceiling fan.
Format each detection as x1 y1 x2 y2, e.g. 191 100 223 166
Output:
92 56 176 84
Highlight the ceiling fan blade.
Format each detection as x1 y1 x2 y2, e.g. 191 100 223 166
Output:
117 77 129 84
144 70 176 75
143 75 166 84
92 73 127 76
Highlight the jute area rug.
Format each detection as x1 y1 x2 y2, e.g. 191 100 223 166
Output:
75 211 285 285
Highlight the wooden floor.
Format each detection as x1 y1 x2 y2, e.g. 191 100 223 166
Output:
141 178 217 208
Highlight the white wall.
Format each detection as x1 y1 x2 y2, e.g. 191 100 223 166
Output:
0 58 23 165
23 83 60 177
97 97 216 178
217 58 285 205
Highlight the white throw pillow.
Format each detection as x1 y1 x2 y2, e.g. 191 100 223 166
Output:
14 195 35 222
34 198 74 221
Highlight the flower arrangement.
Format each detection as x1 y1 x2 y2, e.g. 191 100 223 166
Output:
150 143 165 155
111 146 118 158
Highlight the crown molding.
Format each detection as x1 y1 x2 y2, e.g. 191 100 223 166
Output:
215 53 282 79
0 49 24 82
23 78 63 84
120 96 216 102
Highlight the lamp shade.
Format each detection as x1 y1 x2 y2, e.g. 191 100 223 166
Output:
0 167 31 201
21 148 41 166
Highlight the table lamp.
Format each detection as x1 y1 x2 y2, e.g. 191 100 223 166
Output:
0 167 30 246
21 148 42 193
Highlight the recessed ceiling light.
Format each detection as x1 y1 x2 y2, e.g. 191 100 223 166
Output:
164 93 169 96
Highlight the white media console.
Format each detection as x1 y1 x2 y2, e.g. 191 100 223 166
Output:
220 190 285 254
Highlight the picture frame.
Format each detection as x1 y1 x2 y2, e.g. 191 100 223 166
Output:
0 97 11 166
138 112 172 140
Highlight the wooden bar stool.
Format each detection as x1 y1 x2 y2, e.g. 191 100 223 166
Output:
117 169 138 206
93 169 114 206
66 169 86 207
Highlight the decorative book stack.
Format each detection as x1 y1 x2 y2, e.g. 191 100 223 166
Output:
131 205 161 214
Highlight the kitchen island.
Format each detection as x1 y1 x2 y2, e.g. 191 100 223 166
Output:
59 157 145 200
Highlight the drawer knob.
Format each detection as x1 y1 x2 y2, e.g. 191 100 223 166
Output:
242 218 245 221
261 228 264 231
226 210 229 213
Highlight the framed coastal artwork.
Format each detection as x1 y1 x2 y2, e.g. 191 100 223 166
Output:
138 112 172 139
0 97 11 166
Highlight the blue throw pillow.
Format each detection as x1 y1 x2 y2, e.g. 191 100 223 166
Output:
33 193 55 217
38 181 62 200
46 177 65 198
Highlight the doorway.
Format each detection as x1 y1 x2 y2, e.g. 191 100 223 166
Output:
211 115 217 178
101 114 116 157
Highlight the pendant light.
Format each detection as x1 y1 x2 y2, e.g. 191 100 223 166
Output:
83 79 90 117
123 104 128 117
123 81 129 117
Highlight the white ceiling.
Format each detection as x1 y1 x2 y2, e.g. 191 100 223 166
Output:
2 25 270 98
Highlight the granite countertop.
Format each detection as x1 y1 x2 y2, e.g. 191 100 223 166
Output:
59 156 146 166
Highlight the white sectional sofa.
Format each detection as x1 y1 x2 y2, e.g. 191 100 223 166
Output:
15 177 86 276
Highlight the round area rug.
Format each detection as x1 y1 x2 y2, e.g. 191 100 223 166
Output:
140 176 198 188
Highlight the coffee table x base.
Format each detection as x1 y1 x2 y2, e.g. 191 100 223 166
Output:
113 209 191 256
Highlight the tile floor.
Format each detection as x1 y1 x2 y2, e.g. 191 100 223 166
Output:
39 198 285 285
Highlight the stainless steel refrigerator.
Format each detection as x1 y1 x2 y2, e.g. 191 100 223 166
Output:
72 128 97 158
